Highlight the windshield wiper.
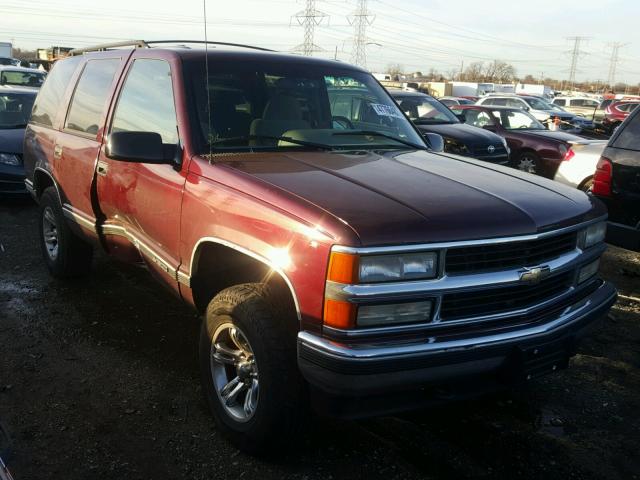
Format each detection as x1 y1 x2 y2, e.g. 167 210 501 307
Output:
209 134 334 151
332 130 427 151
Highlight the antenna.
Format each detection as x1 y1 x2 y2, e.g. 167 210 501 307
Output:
203 0 212 159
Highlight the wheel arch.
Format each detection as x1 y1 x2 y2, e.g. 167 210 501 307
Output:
33 168 61 203
188 238 301 322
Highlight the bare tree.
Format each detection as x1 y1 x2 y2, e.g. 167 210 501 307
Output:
386 63 404 80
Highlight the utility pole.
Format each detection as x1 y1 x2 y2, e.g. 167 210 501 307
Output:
566 36 588 91
606 42 626 89
292 0 328 56
348 0 375 68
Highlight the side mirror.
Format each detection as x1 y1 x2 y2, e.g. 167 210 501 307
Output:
523 106 530 112
106 131 169 164
423 132 445 152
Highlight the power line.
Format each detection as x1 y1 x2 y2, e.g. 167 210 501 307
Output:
348 0 374 68
292 0 328 56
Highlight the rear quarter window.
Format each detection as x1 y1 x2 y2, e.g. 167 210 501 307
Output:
65 59 121 136
31 56 82 127
612 111 640 150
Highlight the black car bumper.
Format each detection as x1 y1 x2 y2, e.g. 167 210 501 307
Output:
298 280 616 418
0 163 27 196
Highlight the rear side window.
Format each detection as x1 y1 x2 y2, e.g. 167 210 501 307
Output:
31 56 81 127
612 112 640 150
553 99 566 106
111 59 178 144
65 59 120 136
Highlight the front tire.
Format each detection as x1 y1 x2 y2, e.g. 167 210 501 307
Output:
38 187 93 278
199 283 305 453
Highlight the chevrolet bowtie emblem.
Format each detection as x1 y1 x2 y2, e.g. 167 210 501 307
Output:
519 265 551 284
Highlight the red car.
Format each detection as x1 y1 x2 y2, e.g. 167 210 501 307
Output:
451 105 600 177
603 101 640 130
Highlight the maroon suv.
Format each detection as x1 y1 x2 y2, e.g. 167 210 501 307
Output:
23 40 616 453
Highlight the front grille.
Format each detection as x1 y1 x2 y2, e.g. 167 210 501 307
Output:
446 231 577 274
469 144 507 157
439 271 574 321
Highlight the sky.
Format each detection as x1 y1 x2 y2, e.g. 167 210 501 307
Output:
3 0 640 84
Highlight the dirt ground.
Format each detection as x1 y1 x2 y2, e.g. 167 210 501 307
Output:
1 198 639 480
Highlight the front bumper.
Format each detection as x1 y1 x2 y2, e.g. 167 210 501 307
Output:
298 280 616 415
0 163 26 196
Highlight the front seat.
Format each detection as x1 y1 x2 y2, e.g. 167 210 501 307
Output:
250 94 310 145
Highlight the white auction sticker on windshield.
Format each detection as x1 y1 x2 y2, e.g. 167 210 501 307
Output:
371 103 403 119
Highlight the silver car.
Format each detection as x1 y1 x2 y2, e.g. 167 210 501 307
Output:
553 141 607 191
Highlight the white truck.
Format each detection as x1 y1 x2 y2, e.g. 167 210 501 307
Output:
0 42 12 58
516 83 553 99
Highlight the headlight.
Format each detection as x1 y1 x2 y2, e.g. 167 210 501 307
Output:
0 153 20 166
359 252 438 283
578 221 607 249
500 137 510 153
357 300 433 327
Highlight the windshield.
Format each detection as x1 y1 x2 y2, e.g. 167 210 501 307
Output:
0 69 46 88
491 109 545 130
525 97 558 111
0 92 35 128
393 95 459 124
186 59 425 153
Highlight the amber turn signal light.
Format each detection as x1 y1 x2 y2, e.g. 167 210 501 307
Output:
323 299 357 329
327 251 359 284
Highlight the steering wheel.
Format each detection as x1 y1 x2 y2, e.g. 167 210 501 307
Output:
332 116 354 130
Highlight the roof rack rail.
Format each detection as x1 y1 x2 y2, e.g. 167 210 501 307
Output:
69 39 274 56
70 40 149 56
145 40 275 52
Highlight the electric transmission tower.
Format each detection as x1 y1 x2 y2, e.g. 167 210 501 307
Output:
566 36 589 90
348 0 375 68
292 0 328 56
606 42 626 89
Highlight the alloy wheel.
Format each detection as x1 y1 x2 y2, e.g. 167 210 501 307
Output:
210 323 259 422
42 206 59 260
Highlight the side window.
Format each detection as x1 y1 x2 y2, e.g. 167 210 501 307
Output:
554 99 566 106
65 59 120 136
612 112 640 150
31 56 81 127
111 59 178 144
505 98 523 108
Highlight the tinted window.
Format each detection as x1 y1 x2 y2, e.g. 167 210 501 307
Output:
31 56 81 127
483 98 506 106
0 92 36 128
613 111 640 150
111 59 178 144
0 69 46 88
553 99 566 106
65 59 120 136
505 98 525 108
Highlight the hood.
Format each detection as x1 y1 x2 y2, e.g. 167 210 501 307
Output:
0 127 25 154
416 123 503 146
217 150 603 246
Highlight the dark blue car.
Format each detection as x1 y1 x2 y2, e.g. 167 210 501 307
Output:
0 89 36 195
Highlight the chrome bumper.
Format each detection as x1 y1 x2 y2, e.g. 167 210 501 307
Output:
298 280 616 396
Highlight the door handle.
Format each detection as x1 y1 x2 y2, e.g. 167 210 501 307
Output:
53 144 62 159
96 161 109 176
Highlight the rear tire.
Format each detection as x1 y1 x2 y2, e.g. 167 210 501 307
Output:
515 151 541 175
38 187 93 278
199 283 306 454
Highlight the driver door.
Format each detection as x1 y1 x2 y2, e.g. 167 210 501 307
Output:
95 56 186 291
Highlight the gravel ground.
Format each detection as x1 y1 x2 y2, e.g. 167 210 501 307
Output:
1 199 639 480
